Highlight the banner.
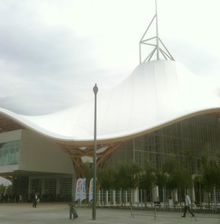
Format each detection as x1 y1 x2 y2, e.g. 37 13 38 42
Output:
89 178 93 201
75 178 87 201
75 178 82 201
81 178 87 201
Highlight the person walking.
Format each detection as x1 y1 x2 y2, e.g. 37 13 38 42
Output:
69 202 78 219
32 193 39 208
182 194 195 217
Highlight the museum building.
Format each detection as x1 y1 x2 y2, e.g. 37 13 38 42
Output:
0 1 220 203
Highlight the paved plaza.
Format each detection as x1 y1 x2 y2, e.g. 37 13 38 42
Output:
0 203 219 224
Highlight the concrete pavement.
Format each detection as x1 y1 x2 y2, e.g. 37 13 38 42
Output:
0 203 219 224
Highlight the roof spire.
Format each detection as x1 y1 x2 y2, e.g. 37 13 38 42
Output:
139 0 174 64
155 0 159 60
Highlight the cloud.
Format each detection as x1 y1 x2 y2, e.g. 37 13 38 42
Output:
0 0 220 115
0 0 101 114
167 40 220 75
0 0 132 115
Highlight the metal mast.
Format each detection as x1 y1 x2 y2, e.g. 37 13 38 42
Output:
139 0 174 64
155 0 159 60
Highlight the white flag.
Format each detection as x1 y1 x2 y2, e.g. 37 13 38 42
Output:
81 178 87 201
75 178 82 201
89 178 93 201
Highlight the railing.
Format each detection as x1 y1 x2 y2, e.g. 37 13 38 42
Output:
74 189 220 214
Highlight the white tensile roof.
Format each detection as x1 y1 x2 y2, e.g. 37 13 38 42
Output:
0 60 220 145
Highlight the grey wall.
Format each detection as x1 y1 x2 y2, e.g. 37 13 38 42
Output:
0 130 22 143
19 130 74 174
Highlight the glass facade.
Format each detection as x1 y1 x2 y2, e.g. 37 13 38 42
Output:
0 141 20 166
30 177 72 201
105 114 220 206
108 114 220 173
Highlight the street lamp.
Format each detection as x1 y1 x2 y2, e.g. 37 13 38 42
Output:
92 83 98 220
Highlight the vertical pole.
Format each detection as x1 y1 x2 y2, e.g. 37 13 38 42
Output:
132 139 136 163
213 185 217 211
92 83 98 220
72 170 76 203
139 42 142 64
155 0 160 60
28 176 31 201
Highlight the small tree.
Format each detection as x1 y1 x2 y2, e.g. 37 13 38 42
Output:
139 162 156 203
97 167 116 205
111 162 142 205
163 159 192 202
201 158 220 209
155 171 169 203
194 175 203 206
114 162 142 190
98 167 115 190
202 159 220 190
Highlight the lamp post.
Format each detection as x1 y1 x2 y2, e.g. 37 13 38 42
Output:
92 83 98 220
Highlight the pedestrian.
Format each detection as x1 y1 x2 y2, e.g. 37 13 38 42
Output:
32 193 39 208
19 194 22 202
69 202 78 219
182 194 195 217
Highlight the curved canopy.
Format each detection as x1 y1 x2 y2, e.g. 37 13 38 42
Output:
0 60 220 145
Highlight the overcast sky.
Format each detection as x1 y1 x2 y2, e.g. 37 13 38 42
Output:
0 0 220 115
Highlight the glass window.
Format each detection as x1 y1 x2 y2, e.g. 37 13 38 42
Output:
0 141 20 166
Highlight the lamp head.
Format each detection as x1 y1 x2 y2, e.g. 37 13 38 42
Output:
93 83 98 94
